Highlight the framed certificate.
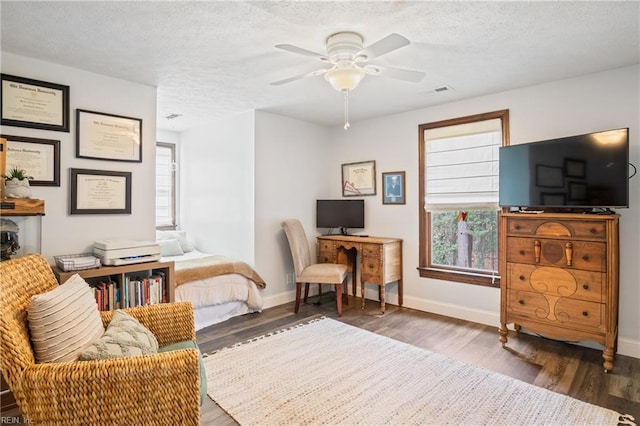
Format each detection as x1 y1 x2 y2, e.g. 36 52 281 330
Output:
1 74 70 132
76 109 142 162
2 134 60 186
342 160 376 196
70 168 132 214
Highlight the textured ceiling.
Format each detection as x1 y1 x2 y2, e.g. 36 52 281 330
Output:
1 1 639 132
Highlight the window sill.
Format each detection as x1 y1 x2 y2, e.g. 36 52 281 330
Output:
417 266 500 288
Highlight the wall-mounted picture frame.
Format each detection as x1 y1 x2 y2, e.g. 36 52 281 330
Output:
342 160 376 196
1 74 70 132
1 134 60 186
382 171 406 205
564 158 586 178
76 109 142 162
70 168 132 215
536 165 564 188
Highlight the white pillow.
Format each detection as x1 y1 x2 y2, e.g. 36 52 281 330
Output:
156 230 194 253
78 310 159 361
28 274 105 363
159 238 184 256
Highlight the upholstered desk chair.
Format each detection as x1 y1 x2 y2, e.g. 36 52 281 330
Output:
0 254 201 425
282 219 349 317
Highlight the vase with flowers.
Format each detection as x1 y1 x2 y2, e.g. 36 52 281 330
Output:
2 167 33 198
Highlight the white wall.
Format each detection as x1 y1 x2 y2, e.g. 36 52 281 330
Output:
254 111 334 307
1 52 158 261
179 111 255 262
327 65 639 357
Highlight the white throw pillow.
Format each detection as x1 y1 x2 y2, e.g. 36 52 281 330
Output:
159 238 185 257
156 230 194 253
78 310 159 361
28 274 105 363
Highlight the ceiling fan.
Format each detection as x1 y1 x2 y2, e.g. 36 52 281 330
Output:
271 31 425 129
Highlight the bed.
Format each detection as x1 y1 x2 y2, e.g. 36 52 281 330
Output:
157 231 266 331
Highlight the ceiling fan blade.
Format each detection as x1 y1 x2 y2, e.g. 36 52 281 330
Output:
364 64 425 83
270 68 328 86
357 33 410 61
275 44 330 62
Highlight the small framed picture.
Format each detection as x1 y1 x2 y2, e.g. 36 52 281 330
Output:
1 74 70 132
70 168 132 215
382 171 406 205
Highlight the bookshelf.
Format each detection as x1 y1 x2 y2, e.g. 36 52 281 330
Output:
52 260 175 310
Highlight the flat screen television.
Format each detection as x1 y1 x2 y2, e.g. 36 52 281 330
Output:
316 199 365 234
499 128 629 210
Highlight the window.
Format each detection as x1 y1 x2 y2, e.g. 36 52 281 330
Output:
418 110 509 287
156 142 176 229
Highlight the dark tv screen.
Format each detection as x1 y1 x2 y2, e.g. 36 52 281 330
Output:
316 199 365 230
499 128 629 209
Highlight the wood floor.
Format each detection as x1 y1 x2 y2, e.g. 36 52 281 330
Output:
198 293 640 425
2 294 638 424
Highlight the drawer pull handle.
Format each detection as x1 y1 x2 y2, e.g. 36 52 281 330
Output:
582 311 589 317
518 300 525 305
582 255 589 262
519 275 525 281
534 240 541 263
582 284 589 290
519 250 525 256
368 263 374 269
514 224 520 230
565 242 573 266
590 228 598 234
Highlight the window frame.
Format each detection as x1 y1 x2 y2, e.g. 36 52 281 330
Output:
156 141 177 230
418 109 509 287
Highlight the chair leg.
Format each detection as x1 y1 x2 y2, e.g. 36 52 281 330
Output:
343 279 349 305
335 283 343 317
295 283 302 313
304 283 310 303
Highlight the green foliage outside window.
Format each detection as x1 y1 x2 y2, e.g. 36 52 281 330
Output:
431 210 498 272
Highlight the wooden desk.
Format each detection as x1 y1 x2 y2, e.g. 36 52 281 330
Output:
316 235 402 313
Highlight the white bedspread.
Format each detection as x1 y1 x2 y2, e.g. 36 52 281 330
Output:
162 250 264 330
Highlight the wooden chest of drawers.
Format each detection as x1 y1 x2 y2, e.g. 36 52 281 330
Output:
498 213 619 371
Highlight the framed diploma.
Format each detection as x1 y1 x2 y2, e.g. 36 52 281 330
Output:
1 134 60 186
70 168 132 214
1 74 70 132
342 160 376 196
76 109 142 162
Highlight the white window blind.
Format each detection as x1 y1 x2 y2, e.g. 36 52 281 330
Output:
424 118 502 211
155 144 175 227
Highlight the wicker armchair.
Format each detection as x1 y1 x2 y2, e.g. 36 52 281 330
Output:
0 254 201 425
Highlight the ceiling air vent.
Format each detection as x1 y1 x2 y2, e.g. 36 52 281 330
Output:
433 86 451 93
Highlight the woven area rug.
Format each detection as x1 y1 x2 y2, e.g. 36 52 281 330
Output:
203 317 634 425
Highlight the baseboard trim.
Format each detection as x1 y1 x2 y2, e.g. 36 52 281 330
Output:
403 296 640 359
263 292 640 359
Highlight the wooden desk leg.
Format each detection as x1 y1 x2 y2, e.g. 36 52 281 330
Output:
380 284 385 314
361 281 365 310
398 278 403 307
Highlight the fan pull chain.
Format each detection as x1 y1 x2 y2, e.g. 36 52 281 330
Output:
343 90 350 130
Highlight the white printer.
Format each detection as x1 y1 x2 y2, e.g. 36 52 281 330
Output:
93 240 161 266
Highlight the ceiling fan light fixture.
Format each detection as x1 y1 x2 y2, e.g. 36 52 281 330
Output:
324 64 365 92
